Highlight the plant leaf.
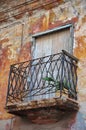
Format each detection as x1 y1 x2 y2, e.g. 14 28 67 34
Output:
43 77 55 82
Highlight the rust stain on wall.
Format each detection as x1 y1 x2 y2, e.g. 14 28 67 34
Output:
82 15 86 23
18 42 31 62
29 15 46 34
74 36 86 59
0 38 9 44
0 22 31 119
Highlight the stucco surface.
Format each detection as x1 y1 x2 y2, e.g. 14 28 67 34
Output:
0 0 86 129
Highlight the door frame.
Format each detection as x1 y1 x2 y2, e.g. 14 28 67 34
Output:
31 23 74 58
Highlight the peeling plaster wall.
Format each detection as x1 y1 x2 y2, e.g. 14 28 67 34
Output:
0 0 86 130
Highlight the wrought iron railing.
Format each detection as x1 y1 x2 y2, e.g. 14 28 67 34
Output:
6 50 78 105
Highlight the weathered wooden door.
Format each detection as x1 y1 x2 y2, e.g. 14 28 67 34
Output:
31 26 73 100
33 27 73 58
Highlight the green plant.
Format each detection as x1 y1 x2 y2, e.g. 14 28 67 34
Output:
43 77 77 99
43 77 69 92
43 77 60 91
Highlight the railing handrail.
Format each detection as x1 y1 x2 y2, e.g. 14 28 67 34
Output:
6 50 78 105
11 52 62 67
62 50 79 63
11 51 78 67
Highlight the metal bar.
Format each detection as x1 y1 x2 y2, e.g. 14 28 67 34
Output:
6 50 78 105
62 50 79 62
5 67 12 106
60 54 64 98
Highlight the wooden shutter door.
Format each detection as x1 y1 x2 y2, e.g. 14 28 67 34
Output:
32 27 73 100
34 28 73 58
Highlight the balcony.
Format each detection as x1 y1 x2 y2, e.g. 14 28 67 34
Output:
5 50 79 122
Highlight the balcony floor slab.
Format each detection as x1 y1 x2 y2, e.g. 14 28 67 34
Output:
6 96 79 114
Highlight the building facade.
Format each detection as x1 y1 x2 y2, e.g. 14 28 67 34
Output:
0 0 86 130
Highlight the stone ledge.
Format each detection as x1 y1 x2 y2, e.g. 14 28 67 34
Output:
5 96 79 124
6 96 79 113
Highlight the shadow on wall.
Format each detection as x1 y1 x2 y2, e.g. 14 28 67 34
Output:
10 111 86 130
